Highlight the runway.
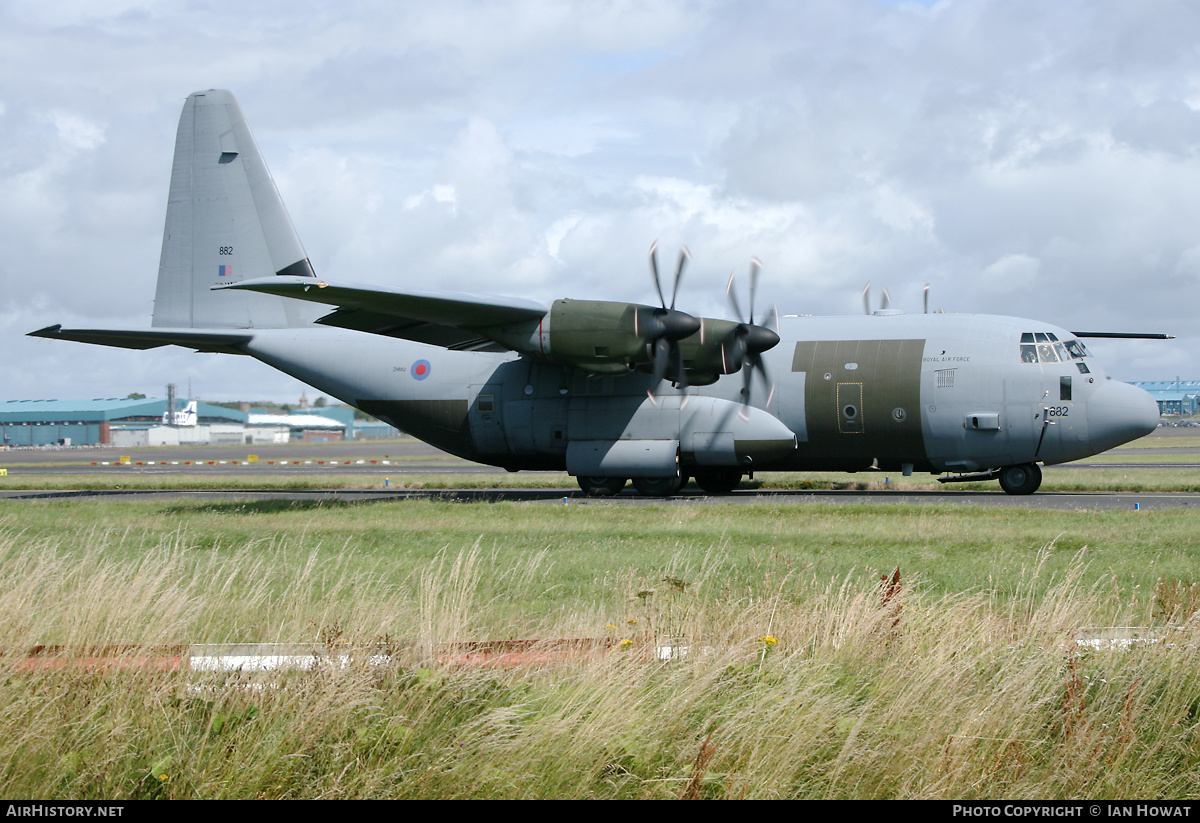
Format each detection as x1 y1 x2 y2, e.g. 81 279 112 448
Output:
2 435 1197 509
1 487 1195 510
0 438 482 475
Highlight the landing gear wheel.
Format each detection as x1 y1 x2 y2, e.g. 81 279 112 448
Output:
577 476 627 497
998 463 1042 495
692 469 743 494
632 475 684 497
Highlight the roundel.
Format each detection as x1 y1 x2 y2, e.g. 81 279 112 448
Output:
411 359 432 380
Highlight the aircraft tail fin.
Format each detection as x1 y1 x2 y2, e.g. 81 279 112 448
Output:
152 90 322 330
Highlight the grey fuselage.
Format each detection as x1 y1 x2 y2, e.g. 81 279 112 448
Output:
241 311 1159 476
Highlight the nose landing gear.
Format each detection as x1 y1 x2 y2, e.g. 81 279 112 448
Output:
998 463 1042 495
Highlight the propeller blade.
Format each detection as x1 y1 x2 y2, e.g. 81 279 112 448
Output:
649 240 666 309
764 304 779 333
923 283 930 315
670 247 690 310
755 355 773 407
747 257 761 325
880 288 892 311
726 272 744 324
722 335 746 375
651 337 670 385
672 341 688 392
862 282 871 316
645 241 699 343
739 350 775 418
647 337 670 402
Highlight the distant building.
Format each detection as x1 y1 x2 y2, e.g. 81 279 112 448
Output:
247 412 346 442
1128 381 1200 416
0 398 247 447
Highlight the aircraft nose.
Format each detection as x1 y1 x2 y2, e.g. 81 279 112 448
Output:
1088 380 1160 453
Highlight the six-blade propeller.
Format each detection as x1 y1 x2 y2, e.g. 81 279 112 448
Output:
724 258 780 414
645 241 701 400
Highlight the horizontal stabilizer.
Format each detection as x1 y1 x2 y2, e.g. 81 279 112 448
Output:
219 276 548 341
28 325 253 354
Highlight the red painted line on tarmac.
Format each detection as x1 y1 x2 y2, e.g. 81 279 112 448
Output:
5 639 616 672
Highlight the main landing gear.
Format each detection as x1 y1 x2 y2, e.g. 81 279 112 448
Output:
632 476 684 496
997 463 1042 495
577 471 745 497
576 476 628 497
691 468 743 494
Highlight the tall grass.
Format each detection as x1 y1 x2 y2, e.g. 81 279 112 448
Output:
0 524 1197 799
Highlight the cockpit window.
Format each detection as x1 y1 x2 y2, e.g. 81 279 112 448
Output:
1021 332 1090 364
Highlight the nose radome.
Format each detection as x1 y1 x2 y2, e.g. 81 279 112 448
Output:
1088 380 1160 453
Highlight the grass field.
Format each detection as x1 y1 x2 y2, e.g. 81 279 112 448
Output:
1 489 1200 799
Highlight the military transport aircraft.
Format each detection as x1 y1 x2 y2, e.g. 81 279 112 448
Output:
30 90 1165 496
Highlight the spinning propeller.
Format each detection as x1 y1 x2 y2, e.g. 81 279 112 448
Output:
864 282 943 314
724 257 780 413
645 241 701 400
861 282 893 315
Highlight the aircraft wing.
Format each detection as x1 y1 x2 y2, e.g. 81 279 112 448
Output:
27 325 254 354
219 276 549 350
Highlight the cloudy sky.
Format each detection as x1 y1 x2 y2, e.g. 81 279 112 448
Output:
5 0 1200 403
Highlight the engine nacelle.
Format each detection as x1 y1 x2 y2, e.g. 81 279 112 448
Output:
483 299 699 375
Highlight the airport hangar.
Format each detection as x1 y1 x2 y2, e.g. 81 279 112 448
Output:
0 398 404 447
0 398 247 447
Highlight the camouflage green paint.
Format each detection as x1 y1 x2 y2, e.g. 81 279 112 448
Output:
791 339 927 470
548 300 644 369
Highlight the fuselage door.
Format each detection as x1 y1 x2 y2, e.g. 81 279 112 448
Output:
468 384 508 456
